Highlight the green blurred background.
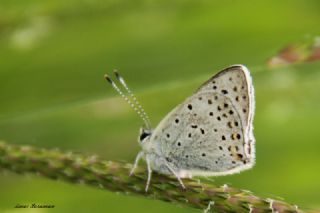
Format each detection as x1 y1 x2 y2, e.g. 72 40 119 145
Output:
0 0 320 212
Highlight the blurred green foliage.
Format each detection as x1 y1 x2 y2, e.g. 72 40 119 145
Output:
0 0 320 212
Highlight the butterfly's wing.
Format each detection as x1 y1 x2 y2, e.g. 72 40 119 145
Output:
151 65 255 177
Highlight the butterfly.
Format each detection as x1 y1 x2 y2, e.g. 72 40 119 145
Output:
105 65 255 191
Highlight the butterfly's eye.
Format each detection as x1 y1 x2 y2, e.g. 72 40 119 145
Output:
139 130 151 142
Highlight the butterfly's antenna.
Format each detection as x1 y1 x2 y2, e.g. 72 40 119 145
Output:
104 74 152 130
113 70 152 129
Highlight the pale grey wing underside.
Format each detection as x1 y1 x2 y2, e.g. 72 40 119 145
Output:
151 65 255 176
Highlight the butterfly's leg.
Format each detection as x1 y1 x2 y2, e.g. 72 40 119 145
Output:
145 155 152 192
204 201 215 213
164 161 186 189
129 151 144 176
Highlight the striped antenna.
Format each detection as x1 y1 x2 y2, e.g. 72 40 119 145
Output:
113 70 152 129
104 74 152 130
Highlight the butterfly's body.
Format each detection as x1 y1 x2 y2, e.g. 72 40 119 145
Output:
105 65 255 191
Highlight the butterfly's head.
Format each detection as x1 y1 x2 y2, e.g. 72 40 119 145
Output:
104 71 153 145
139 127 152 144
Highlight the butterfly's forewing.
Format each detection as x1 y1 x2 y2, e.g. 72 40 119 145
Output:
197 65 255 161
198 66 255 132
151 65 255 177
